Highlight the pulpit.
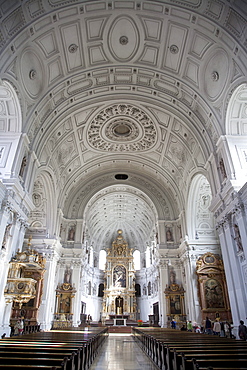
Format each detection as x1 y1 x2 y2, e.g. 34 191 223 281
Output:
5 247 46 327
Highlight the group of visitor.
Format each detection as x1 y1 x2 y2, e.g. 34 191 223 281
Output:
204 317 232 337
171 316 247 340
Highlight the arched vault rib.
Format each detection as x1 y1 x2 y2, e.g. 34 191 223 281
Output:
62 163 182 222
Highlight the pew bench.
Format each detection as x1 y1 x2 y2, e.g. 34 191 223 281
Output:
173 351 247 370
184 357 247 370
132 327 247 370
0 366 61 370
0 327 108 370
0 357 70 369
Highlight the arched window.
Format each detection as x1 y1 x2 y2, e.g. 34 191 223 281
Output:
148 282 151 296
187 175 215 241
99 249 106 270
98 283 104 297
146 246 151 268
88 281 91 295
133 249 140 270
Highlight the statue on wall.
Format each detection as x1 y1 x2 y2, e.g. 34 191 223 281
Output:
32 193 41 207
233 223 243 251
19 156 27 178
166 228 174 242
219 158 227 179
2 224 12 250
170 269 176 284
68 225 76 241
64 268 71 284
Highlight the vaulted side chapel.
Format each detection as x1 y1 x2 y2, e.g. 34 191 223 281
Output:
0 0 247 338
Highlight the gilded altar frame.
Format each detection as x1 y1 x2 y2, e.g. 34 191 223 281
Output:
196 252 232 322
165 283 186 322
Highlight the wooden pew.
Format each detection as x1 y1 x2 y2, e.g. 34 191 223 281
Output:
132 327 247 370
0 367 61 370
0 327 108 370
173 350 247 370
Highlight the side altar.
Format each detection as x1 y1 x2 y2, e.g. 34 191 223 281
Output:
102 230 136 324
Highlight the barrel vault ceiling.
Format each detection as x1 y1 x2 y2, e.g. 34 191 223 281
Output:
0 0 246 250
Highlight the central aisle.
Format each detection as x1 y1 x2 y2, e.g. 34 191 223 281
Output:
90 333 158 370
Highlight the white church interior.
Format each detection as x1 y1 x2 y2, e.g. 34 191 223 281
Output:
0 0 247 339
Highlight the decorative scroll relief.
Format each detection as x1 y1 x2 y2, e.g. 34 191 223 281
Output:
87 104 157 152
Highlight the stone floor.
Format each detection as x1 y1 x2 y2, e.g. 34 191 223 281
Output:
90 333 158 370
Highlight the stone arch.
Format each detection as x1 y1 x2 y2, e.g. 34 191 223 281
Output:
186 174 216 241
0 80 22 133
226 83 247 136
224 83 247 188
0 80 22 179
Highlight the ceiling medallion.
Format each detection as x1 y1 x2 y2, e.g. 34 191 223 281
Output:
211 71 219 81
29 69 37 80
113 122 132 137
68 44 78 53
119 36 129 45
107 118 138 142
169 45 179 54
87 104 157 152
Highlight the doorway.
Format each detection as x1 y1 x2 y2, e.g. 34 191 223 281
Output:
153 302 159 326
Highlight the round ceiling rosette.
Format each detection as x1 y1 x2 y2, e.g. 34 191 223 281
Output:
87 104 157 152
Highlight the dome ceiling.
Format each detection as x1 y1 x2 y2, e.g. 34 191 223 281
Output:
0 0 246 249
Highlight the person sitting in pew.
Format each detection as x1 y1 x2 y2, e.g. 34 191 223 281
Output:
180 324 187 331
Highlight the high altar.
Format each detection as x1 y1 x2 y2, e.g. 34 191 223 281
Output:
102 230 136 324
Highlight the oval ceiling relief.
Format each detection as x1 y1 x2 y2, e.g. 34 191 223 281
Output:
108 16 139 61
86 104 157 152
20 49 44 99
203 49 229 101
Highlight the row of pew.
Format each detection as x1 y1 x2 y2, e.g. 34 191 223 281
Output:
0 326 108 370
132 327 247 370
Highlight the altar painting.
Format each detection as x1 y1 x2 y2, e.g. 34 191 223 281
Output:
113 265 126 287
